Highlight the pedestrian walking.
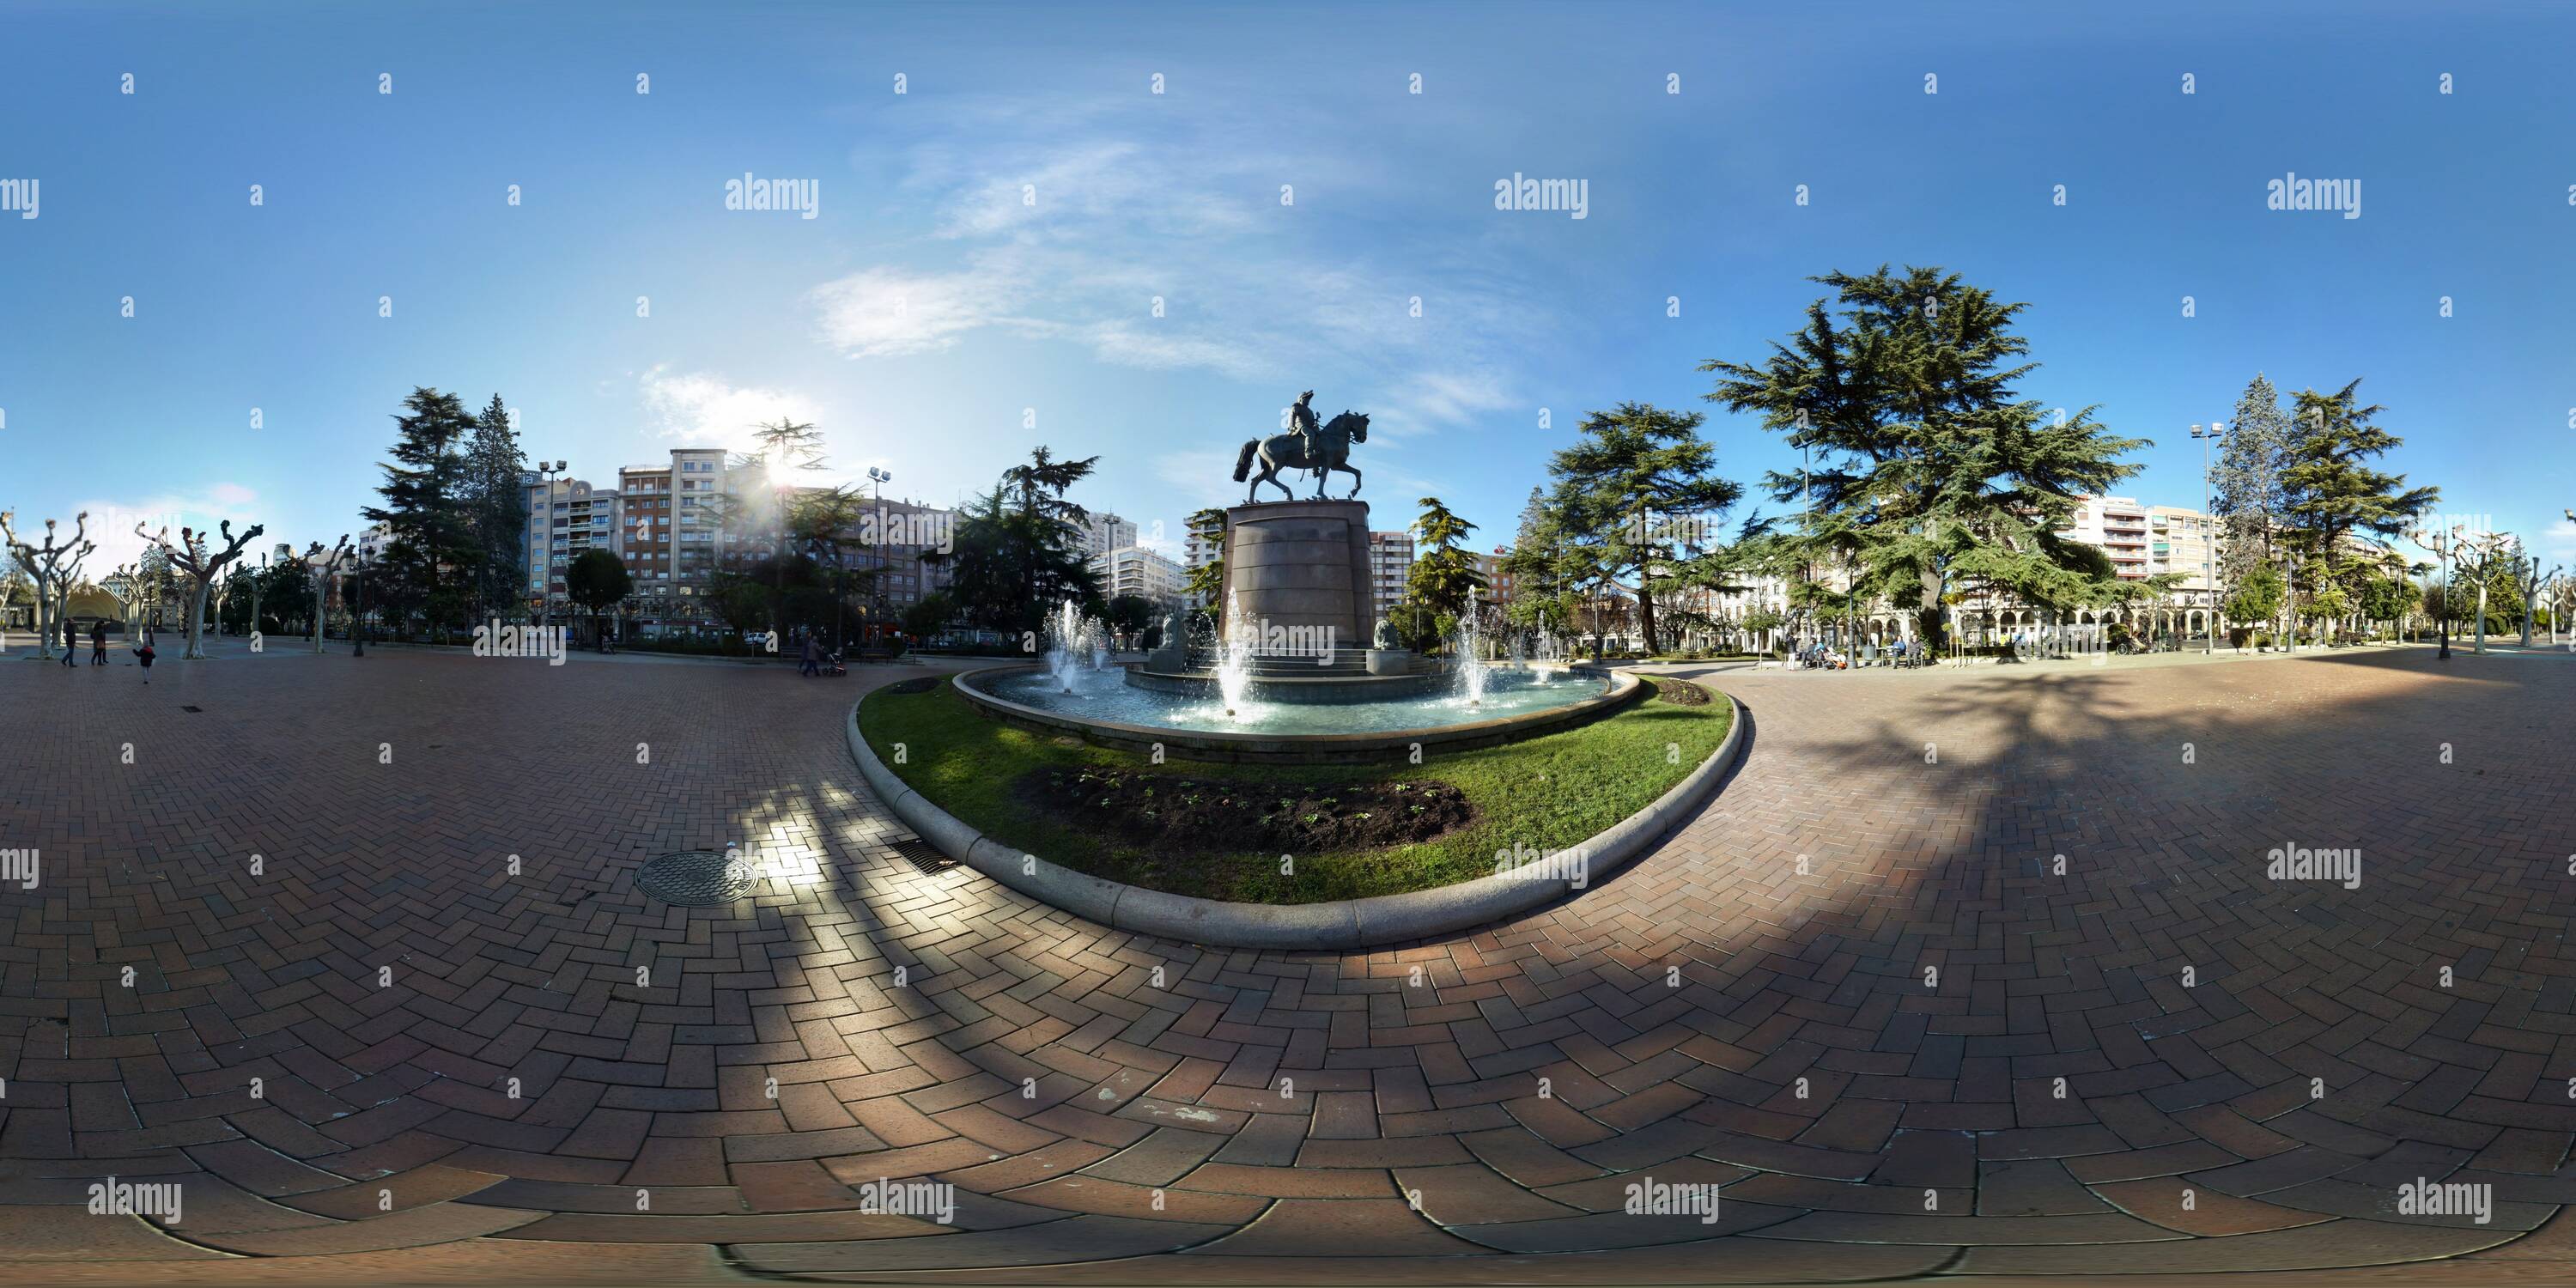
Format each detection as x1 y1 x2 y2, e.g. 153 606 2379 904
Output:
90 618 106 665
799 635 823 677
137 626 155 683
61 617 77 667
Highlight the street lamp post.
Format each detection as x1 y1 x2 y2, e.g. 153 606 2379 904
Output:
2190 423 2221 653
352 550 369 657
866 466 892 654
535 460 567 635
2410 524 2455 660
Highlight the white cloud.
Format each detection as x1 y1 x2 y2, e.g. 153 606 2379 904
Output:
2543 517 2576 563
638 366 827 460
813 100 1553 434
809 264 1019 359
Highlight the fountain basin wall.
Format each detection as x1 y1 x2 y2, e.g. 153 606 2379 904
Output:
1123 665 1449 702
955 662 1644 764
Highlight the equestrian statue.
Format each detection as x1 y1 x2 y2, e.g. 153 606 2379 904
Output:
1232 390 1369 503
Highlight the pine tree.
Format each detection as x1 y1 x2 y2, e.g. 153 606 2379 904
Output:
1499 487 1570 634
1537 403 1741 654
2211 374 2294 616
361 387 478 638
464 394 530 620
1703 266 2147 649
2281 380 2439 634
1405 497 1486 634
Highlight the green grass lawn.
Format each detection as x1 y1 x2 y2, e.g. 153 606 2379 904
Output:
857 673 1730 903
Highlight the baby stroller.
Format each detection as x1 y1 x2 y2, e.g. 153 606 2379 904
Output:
821 649 848 677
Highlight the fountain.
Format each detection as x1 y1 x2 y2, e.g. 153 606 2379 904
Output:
946 387 1643 762
1528 631 1571 683
1044 599 1109 694
1455 617 1490 706
1215 591 1258 720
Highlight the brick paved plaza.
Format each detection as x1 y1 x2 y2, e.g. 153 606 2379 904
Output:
2 642 2573 1285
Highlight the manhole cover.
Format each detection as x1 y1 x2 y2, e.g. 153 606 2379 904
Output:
637 849 759 907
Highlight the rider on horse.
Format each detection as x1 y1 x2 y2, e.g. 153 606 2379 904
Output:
1288 390 1318 461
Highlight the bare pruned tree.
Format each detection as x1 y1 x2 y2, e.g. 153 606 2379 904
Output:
302 536 353 653
1 510 95 648
2513 555 2559 647
137 519 266 660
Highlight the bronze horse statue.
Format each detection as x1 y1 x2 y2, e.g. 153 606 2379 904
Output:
1232 410 1368 502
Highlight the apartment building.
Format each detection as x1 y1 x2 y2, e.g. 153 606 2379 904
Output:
524 474 625 617
1182 526 1222 608
355 523 397 565
2148 505 2222 611
844 495 954 615
2061 495 2223 611
614 447 730 629
1075 512 1138 562
1366 530 1414 621
1091 545 1186 608
1473 549 1517 607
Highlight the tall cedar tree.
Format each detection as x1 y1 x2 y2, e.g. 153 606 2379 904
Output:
1499 487 1571 634
1003 447 1103 623
2281 380 2439 610
361 387 478 637
922 482 1103 637
1702 266 2147 648
1539 403 1741 654
1406 496 1486 629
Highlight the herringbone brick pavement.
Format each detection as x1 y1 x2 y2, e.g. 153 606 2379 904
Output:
0 642 2571 1284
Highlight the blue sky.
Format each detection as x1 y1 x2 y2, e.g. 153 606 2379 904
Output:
5 0 2573 576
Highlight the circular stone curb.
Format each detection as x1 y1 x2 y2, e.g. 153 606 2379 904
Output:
952 661 1646 764
846 674 1749 950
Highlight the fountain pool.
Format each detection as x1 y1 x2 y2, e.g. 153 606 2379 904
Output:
975 662 1613 737
953 598 1643 763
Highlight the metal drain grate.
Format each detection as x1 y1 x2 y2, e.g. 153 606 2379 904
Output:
889 836 955 875
636 849 760 907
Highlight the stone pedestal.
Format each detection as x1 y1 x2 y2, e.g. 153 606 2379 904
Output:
1223 499 1374 657
1364 648 1408 677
